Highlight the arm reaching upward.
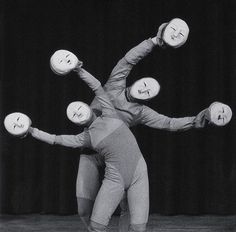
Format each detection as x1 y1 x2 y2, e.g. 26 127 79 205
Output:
105 39 157 91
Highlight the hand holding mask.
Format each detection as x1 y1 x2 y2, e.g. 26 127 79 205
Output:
50 49 82 75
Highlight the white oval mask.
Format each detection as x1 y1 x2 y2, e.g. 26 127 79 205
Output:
50 50 79 75
67 101 92 125
4 112 31 136
130 77 160 100
209 102 232 126
162 18 189 48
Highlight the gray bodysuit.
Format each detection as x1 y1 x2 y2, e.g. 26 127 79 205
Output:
30 69 150 229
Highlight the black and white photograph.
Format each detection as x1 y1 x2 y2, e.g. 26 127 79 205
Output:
0 0 236 231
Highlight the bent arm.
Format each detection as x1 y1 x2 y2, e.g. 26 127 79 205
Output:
138 106 209 131
105 39 156 90
29 127 88 148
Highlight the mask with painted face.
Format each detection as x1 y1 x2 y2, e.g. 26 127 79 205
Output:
162 18 189 48
50 50 79 75
67 101 93 126
129 77 160 101
209 102 232 126
4 112 31 136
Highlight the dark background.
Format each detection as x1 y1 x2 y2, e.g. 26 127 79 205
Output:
1 0 236 215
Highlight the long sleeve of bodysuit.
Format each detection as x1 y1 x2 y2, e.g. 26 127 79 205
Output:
137 106 209 131
89 39 156 108
29 69 116 149
29 127 89 148
102 39 155 91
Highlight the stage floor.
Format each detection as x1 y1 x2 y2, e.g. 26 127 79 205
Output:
0 214 236 231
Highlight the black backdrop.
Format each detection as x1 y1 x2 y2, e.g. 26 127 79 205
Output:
1 0 236 215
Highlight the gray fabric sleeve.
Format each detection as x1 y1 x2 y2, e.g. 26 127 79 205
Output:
104 39 156 90
77 68 101 91
54 133 88 148
29 127 88 148
138 106 209 131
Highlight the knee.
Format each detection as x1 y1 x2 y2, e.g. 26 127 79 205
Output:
129 223 147 232
89 220 107 232
77 197 94 217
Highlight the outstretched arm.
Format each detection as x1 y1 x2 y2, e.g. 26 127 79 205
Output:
137 106 210 131
28 127 88 148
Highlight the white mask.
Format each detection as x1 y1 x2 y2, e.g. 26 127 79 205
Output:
162 18 189 48
130 77 160 100
50 50 79 75
4 112 31 136
209 102 232 126
67 101 92 125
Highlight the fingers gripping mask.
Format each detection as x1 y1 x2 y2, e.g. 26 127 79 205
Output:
67 101 92 125
162 18 189 48
130 77 160 101
4 112 31 136
50 50 79 75
209 102 232 126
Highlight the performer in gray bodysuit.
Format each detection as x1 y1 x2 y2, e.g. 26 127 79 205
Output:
74 31 209 231
28 68 152 232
